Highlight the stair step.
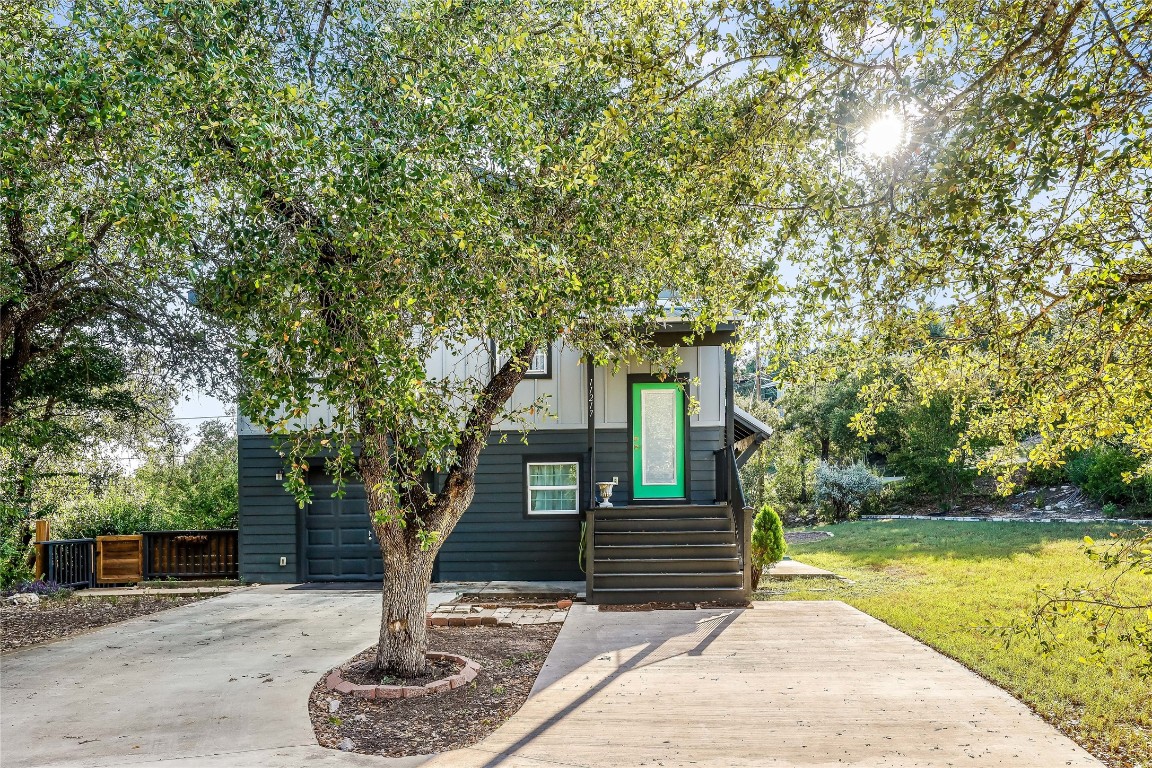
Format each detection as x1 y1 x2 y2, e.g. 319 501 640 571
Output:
592 587 747 605
596 530 734 546
596 517 734 533
592 504 729 520
595 557 741 574
596 543 738 559
594 572 743 589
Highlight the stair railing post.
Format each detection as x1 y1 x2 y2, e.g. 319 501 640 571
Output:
585 507 596 604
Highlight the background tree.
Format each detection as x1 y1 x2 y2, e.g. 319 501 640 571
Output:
1 3 231 576
753 0 1151 488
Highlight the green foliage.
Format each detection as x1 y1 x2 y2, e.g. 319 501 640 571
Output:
0 504 32 589
1 3 230 538
886 394 978 510
756 0 1152 488
49 421 238 539
778 377 865 461
1026 462 1070 488
750 505 786 590
1066 446 1152 506
771 432 816 506
815 462 883 522
769 521 1152 765
1016 529 1152 679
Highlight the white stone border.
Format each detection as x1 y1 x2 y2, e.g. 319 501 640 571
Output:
860 515 1148 524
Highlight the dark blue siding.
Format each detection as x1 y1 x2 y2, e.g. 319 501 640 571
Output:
595 427 721 505
237 426 722 583
435 430 588 582
237 435 298 583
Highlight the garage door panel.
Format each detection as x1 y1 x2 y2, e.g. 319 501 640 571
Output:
304 479 383 582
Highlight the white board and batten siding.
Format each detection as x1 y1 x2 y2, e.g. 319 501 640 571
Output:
238 341 726 435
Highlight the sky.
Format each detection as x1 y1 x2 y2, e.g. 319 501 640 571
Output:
173 389 233 447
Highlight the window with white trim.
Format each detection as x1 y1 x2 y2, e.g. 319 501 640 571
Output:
491 342 551 378
526 462 579 514
527 347 550 376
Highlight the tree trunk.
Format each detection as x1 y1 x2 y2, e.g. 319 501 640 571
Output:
374 536 437 677
357 343 536 677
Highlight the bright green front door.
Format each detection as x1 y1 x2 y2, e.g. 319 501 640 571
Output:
631 382 686 500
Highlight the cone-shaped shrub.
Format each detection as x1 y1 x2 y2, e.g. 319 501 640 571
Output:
750 505 787 590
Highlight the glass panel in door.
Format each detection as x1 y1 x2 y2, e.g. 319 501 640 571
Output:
631 382 686 499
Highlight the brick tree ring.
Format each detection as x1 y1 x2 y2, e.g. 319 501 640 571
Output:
323 652 480 700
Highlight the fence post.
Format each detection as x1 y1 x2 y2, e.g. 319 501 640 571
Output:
33 520 50 579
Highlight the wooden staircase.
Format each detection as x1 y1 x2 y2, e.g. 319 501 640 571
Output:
588 504 748 605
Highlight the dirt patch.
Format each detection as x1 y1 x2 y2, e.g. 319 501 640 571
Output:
785 531 834 544
598 600 749 612
882 484 1122 519
340 649 460 687
309 623 561 757
1 593 215 652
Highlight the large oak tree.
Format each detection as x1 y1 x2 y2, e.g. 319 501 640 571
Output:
124 0 817 674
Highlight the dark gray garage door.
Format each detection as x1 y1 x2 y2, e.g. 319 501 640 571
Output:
303 473 383 581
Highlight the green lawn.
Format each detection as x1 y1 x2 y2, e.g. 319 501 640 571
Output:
758 520 1151 768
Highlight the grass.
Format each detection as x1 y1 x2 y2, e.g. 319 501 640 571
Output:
758 520 1152 768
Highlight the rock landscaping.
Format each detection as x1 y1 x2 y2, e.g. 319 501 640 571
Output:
309 623 562 757
1 593 216 652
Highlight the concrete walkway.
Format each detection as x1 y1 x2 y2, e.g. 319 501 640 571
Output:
2 593 1101 767
767 559 841 579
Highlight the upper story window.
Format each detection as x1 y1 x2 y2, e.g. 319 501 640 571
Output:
491 342 551 379
527 347 550 377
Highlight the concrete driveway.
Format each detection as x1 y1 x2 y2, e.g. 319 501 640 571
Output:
0 585 442 768
2 594 1102 768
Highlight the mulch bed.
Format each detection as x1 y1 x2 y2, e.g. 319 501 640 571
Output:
309 623 561 757
1 594 214 652
599 600 749 612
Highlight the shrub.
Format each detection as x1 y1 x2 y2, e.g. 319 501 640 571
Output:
749 505 787 590
0 503 32 589
816 461 883 522
1026 461 1069 487
2 579 73 599
1066 446 1151 505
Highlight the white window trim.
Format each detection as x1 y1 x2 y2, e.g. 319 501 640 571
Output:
527 348 549 375
526 461 580 515
491 342 551 378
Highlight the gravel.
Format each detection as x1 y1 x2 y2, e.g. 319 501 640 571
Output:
1 593 215 652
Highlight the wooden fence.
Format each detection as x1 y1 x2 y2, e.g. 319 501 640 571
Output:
96 535 143 584
37 528 238 587
143 530 239 580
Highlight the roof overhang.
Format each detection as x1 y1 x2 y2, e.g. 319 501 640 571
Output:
651 321 738 348
734 405 772 464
